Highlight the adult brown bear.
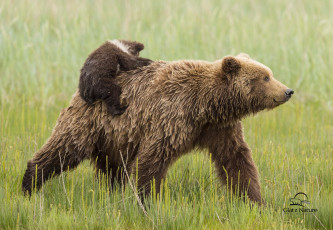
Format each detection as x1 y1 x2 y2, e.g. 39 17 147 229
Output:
22 54 293 205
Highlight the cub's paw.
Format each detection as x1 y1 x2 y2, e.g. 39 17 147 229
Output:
107 105 128 116
135 57 153 67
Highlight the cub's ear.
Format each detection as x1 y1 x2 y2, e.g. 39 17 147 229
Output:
222 56 241 74
120 40 145 56
237 53 251 59
131 42 144 53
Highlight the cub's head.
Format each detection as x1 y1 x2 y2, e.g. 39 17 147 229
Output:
109 40 145 56
221 53 293 113
120 40 145 56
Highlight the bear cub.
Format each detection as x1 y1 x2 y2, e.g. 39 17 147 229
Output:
79 40 152 115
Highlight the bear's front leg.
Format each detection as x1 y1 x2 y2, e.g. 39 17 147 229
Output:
118 54 152 71
199 121 264 205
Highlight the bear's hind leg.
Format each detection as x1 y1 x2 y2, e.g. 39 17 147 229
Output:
93 155 124 189
128 143 174 203
22 143 86 195
92 79 127 116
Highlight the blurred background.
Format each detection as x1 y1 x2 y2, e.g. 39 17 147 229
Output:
0 0 332 229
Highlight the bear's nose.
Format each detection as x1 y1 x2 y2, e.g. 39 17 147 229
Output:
285 89 294 98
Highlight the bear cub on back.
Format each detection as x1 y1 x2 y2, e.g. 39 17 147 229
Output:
79 40 152 115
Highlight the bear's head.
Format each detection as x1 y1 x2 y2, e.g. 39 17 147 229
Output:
119 40 145 56
108 40 145 57
220 53 293 114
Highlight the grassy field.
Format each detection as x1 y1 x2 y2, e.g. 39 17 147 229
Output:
1 0 332 229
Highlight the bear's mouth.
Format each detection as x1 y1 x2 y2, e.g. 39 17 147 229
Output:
273 98 288 104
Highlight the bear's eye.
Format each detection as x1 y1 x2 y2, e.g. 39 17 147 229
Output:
264 76 270 82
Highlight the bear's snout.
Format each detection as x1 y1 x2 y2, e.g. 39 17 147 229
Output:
285 88 294 99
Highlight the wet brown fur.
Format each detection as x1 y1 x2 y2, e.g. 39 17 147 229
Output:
79 40 152 115
22 54 292 205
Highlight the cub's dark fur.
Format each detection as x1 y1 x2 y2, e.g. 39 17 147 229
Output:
79 40 152 115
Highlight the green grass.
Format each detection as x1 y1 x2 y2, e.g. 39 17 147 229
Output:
1 0 332 229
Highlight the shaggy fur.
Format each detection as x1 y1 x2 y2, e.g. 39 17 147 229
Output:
79 40 152 115
22 54 293 205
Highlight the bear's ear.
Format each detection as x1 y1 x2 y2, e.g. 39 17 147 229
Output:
120 40 145 56
222 56 241 75
237 53 251 59
131 42 144 53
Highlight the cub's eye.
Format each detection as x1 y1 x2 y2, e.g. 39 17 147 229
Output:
264 76 270 82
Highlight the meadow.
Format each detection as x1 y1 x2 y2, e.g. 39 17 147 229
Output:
0 0 332 229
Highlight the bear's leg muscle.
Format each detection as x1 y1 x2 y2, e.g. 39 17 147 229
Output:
129 145 173 202
22 142 86 195
199 122 264 205
93 79 127 116
93 155 124 189
117 53 152 71
214 144 263 205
